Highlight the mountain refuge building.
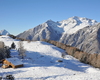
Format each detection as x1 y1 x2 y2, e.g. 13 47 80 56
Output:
2 58 23 68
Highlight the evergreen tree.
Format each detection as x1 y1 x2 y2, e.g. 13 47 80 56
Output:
11 42 16 49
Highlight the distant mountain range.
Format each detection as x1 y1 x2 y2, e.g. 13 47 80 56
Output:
17 16 99 54
0 29 10 35
17 16 97 40
1 16 100 54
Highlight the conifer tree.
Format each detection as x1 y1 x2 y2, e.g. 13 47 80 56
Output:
11 42 16 49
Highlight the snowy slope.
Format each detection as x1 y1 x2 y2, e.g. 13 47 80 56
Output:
0 36 17 41
0 29 10 35
0 36 100 80
0 36 19 49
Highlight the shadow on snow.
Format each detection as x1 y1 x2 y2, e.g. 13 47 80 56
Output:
23 50 89 73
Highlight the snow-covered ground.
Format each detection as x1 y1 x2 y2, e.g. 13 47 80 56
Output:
0 36 100 80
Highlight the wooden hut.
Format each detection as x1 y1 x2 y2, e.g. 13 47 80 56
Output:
2 58 23 68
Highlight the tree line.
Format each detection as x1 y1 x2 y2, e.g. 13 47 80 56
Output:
42 39 100 68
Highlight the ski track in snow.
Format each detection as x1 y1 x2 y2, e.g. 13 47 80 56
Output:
0 36 100 80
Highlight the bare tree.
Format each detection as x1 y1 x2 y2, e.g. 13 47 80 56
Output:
18 41 26 59
61 51 67 58
0 41 11 60
0 41 5 48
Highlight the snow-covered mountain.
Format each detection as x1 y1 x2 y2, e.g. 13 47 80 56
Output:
0 29 10 35
17 20 62 41
17 16 97 41
60 23 100 54
59 16 97 34
17 16 99 53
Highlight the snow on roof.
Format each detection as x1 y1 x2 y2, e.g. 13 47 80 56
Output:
6 58 23 66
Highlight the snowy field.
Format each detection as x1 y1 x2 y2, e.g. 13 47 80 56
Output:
0 36 100 80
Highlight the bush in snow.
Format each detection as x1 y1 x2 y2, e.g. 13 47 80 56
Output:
49 40 57 45
60 43 67 50
11 42 16 49
27 40 31 43
4 46 11 58
57 60 63 62
18 41 26 59
88 54 97 67
0 76 2 80
3 74 14 80
95 54 100 68
61 52 67 58
55 42 62 48
9 34 16 39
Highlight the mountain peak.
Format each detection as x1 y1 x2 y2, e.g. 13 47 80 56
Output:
68 16 97 21
59 16 98 34
0 29 10 35
17 16 98 41
71 16 80 19
46 19 55 24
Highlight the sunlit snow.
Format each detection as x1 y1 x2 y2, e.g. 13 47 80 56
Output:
0 36 100 80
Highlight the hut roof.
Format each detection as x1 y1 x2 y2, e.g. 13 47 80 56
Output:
5 58 23 66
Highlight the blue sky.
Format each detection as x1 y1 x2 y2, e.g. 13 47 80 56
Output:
0 0 100 35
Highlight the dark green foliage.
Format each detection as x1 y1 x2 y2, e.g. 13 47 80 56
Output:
9 35 28 41
0 76 2 80
0 47 11 60
9 34 16 39
4 46 11 58
11 42 16 49
57 60 63 62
